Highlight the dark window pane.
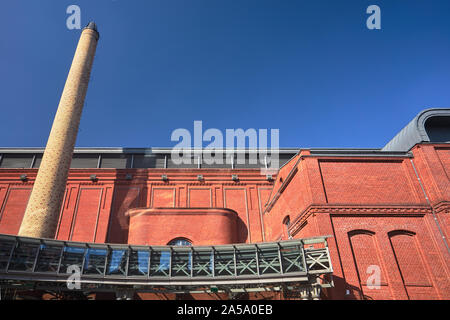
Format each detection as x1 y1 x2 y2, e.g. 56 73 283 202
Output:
70 154 99 168
8 242 40 271
133 155 157 168
0 240 15 271
128 249 148 276
167 155 199 168
278 154 296 168
258 247 281 275
214 250 235 277
168 238 192 246
201 153 229 168
106 249 128 275
236 249 258 276
425 116 450 143
83 248 107 275
280 244 305 273
150 249 170 277
154 156 166 168
100 154 131 169
35 244 63 273
234 154 262 169
59 246 85 274
192 249 213 277
32 154 43 168
0 154 33 168
171 249 191 277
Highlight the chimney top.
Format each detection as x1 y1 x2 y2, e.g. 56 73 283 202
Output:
83 21 99 40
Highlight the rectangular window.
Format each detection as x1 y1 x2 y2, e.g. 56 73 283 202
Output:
132 155 157 168
32 154 43 168
0 154 34 168
70 154 100 168
100 154 131 169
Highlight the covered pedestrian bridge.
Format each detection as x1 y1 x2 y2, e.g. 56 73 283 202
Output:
0 234 333 299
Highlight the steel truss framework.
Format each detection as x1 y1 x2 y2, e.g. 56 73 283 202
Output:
0 234 333 299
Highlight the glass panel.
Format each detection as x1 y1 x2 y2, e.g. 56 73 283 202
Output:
167 156 198 168
8 242 40 271
258 246 281 275
70 154 99 168
234 154 263 169
236 248 258 276
214 249 235 277
100 154 131 169
128 249 149 276
106 249 128 275
192 249 213 277
83 248 107 275
32 154 43 168
154 156 167 168
278 153 296 168
150 249 170 277
168 238 192 246
201 153 228 169
59 246 85 274
35 244 63 273
0 240 15 271
281 244 305 273
171 249 191 277
0 154 33 168
133 155 157 168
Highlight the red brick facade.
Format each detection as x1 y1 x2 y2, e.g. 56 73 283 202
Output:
0 169 272 245
264 144 449 300
0 143 449 299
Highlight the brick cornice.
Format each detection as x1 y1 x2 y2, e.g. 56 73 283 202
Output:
288 204 432 237
433 201 450 214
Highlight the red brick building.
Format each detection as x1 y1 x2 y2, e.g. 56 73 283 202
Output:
0 108 449 300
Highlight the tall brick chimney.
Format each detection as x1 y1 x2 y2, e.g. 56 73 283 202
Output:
18 22 100 238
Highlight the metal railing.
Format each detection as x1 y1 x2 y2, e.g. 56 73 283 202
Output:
0 234 332 286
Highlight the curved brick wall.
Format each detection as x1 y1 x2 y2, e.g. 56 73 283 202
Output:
127 207 240 245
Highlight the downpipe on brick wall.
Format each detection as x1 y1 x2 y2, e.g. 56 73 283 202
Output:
410 159 449 254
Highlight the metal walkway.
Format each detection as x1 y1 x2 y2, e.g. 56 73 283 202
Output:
0 234 333 297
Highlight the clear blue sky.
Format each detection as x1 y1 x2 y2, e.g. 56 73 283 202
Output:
1 0 449 149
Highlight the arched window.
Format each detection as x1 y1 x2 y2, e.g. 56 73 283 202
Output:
387 230 430 291
164 238 194 277
168 238 192 246
283 216 291 239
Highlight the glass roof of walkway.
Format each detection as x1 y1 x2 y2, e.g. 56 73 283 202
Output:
0 234 333 296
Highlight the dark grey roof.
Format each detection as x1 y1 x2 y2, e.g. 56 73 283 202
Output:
308 149 411 157
382 108 450 152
